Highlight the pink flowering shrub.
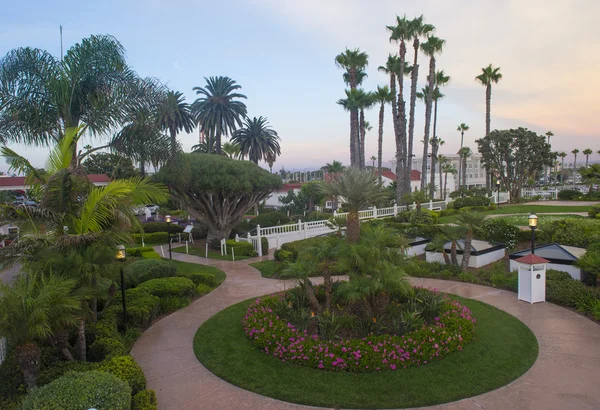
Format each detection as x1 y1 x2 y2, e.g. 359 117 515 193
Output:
242 289 476 372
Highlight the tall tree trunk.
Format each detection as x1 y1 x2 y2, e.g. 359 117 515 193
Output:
216 132 222 155
76 319 86 361
377 103 385 183
458 131 464 188
421 57 436 190
359 109 366 168
304 279 321 314
439 159 444 199
349 112 355 167
323 269 332 311
139 158 146 177
462 156 468 190
170 126 177 157
407 39 420 202
395 41 407 203
15 343 41 391
346 212 360 243
351 110 360 167
485 84 492 192
91 275 98 322
429 100 439 198
53 329 74 361
444 172 448 199
461 230 473 270
450 240 458 266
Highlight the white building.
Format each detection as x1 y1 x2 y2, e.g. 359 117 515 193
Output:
264 183 303 208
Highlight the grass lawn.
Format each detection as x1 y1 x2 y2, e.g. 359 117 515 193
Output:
168 259 226 285
438 204 592 224
194 296 538 409
249 260 281 278
172 246 253 261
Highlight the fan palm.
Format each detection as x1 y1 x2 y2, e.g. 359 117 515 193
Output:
572 149 580 171
373 86 393 183
583 149 593 168
378 55 401 177
0 273 81 389
580 164 600 194
222 141 241 159
230 116 281 164
191 76 247 155
456 212 486 269
460 147 472 188
321 168 386 242
558 152 567 184
475 64 503 191
441 161 456 199
0 35 134 159
456 123 470 188
157 90 195 156
420 36 445 190
323 160 345 174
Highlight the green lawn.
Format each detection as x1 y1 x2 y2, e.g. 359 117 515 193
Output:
168 259 226 285
438 204 592 224
172 246 253 261
249 260 281 278
194 296 538 409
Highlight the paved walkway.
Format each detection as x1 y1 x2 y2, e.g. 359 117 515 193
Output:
131 253 600 410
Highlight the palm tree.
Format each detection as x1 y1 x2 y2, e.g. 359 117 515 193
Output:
442 161 457 199
222 141 241 159
191 76 247 155
373 86 392 183
429 70 450 198
356 90 374 168
457 212 486 269
370 155 377 169
337 89 363 166
0 35 136 162
583 148 593 168
420 36 446 190
320 168 386 242
460 147 472 189
544 131 554 183
580 164 600 195
558 152 567 184
324 160 345 174
475 64 503 191
0 273 81 389
157 90 195 157
407 16 435 197
572 149 580 171
438 154 447 199
230 116 281 164
335 48 369 168
456 123 470 189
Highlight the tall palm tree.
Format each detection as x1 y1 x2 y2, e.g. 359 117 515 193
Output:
230 116 281 164
544 131 554 183
457 212 486 269
442 161 457 199
378 56 401 178
572 149 580 171
157 90 195 157
427 70 450 198
324 160 345 174
420 36 446 190
320 168 386 242
337 89 363 166
191 76 247 155
373 85 392 182
335 48 369 168
407 16 435 197
222 141 241 159
456 123 470 189
0 35 134 161
460 147 472 189
475 64 503 191
438 154 447 199
558 152 567 184
0 273 81 389
583 148 593 168
356 90 374 168
265 151 276 173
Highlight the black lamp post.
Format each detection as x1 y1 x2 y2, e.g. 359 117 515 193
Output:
496 179 501 208
115 245 127 324
528 213 538 255
166 214 172 259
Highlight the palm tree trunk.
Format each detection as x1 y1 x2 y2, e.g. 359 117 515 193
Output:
346 211 360 243
76 319 86 361
304 279 321 314
439 160 444 199
54 329 74 361
430 99 440 198
461 231 473 270
323 269 332 311
170 126 177 157
216 132 222 155
458 131 464 188
407 40 420 202
450 240 458 266
396 41 407 202
359 109 366 169
444 172 448 199
16 343 41 390
349 112 355 167
462 156 468 190
421 57 436 190
585 155 589 168
485 84 492 192
378 103 384 183
351 110 360 167
91 275 97 322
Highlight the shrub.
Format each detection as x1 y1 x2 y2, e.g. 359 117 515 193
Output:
131 232 169 244
136 222 185 233
479 218 520 250
460 205 489 213
38 360 99 387
21 371 131 410
136 277 196 299
450 196 490 210
274 249 293 262
88 337 127 362
261 237 270 255
278 236 329 262
546 278 600 308
305 211 332 221
588 206 600 218
225 240 256 257
404 223 443 239
159 295 191 312
100 355 146 395
179 272 218 287
546 269 573 281
196 283 213 296
252 211 290 228
126 246 155 257
124 259 178 287
439 208 458 217
408 210 438 224
141 250 161 259
132 389 158 410
0 351 25 404
557 189 582 200
118 288 161 327
457 272 479 283
544 219 600 248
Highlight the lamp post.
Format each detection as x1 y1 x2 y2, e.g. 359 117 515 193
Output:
166 214 172 259
528 213 538 255
115 245 127 324
496 179 501 208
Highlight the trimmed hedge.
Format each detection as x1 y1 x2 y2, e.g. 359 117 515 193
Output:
136 222 185 233
133 389 158 410
136 277 196 299
132 232 169 244
124 259 178 287
277 236 329 262
122 288 161 327
261 236 270 255
196 283 213 296
178 272 218 287
126 246 155 257
100 355 146 396
225 240 256 256
542 219 600 248
557 189 582 200
274 249 293 263
21 371 131 410
449 196 491 210
479 218 520 250
88 337 127 362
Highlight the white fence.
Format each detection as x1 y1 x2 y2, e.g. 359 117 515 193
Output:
521 189 557 200
491 191 511 204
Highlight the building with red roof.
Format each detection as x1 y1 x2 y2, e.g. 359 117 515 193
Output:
0 174 110 191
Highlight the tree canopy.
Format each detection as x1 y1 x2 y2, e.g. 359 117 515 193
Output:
82 152 137 179
155 153 282 242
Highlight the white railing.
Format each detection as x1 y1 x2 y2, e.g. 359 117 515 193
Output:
521 189 557 200
490 191 511 204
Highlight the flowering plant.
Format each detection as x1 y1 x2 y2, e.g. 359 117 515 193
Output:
242 288 476 372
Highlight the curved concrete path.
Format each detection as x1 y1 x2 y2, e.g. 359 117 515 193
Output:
131 253 600 410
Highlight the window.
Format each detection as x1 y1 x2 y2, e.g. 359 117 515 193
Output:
469 174 473 178
468 164 472 169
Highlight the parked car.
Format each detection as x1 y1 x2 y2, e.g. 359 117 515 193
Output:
145 204 160 214
24 200 37 207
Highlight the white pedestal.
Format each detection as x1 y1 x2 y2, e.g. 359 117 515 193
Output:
518 263 546 304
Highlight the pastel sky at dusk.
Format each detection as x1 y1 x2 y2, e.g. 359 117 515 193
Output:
2 0 599 173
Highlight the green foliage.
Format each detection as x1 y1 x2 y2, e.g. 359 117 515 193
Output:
88 337 127 362
575 294 600 320
479 218 520 250
0 350 25 404
132 389 158 410
546 277 600 308
100 355 146 395
136 277 196 299
159 296 191 312
21 370 131 410
136 222 185 234
124 259 178 287
408 210 438 224
575 251 600 286
178 272 218 287
38 360 99 386
83 152 138 179
141 250 161 259
225 240 256 256
450 196 491 209
196 283 213 296
274 249 293 263
457 272 479 283
261 237 269 255
589 206 600 218
131 232 169 244
543 219 600 248
278 236 329 262
557 189 582 200
121 288 161 328
126 246 156 257
546 269 573 281
252 211 290 228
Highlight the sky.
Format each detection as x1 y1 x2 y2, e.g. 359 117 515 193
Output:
1 0 599 173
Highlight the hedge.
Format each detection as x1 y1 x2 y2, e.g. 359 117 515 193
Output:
557 189 582 200
136 277 196 299
225 240 256 256
277 236 329 262
135 222 185 233
88 337 127 362
541 219 600 248
126 246 155 257
261 236 269 255
100 355 146 396
449 196 491 210
196 283 213 296
132 232 168 244
178 272 218 287
124 259 178 287
21 371 131 410
123 288 161 327
133 390 158 410
478 218 520 250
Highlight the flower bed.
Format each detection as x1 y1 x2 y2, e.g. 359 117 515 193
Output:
242 289 476 372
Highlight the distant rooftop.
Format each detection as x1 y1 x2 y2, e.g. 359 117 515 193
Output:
510 243 586 264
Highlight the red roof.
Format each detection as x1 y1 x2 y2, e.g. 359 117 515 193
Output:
515 254 550 265
379 170 397 181
378 170 421 182
281 183 303 190
0 174 110 187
